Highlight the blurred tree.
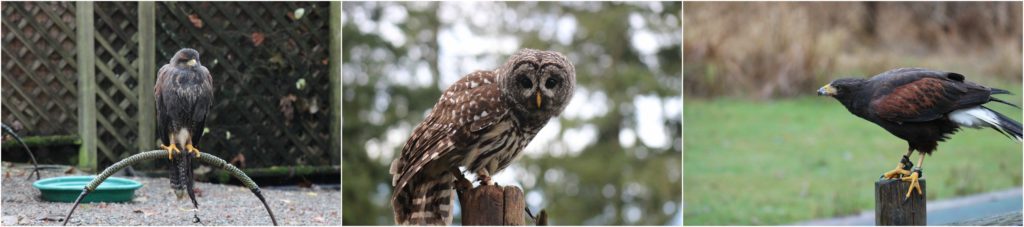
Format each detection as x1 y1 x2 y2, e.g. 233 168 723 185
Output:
684 2 1022 99
342 2 681 225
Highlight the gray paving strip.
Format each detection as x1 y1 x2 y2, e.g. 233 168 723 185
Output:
1 163 340 225
793 187 1023 226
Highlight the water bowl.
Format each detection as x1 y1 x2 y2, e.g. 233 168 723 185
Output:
33 176 143 203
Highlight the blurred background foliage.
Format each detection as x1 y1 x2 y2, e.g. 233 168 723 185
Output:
685 2 1023 225
684 2 1022 99
343 2 681 225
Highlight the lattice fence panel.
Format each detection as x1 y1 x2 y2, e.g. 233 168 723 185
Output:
156 2 333 168
1 2 78 136
93 2 140 162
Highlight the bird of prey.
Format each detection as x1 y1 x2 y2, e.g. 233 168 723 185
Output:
390 49 575 225
156 48 214 212
819 68 1021 199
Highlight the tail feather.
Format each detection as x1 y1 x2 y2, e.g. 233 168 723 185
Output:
990 97 1020 109
991 88 1013 95
392 172 455 225
986 106 1023 142
169 147 194 200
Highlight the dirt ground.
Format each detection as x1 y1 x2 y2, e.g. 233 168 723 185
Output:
1 163 340 225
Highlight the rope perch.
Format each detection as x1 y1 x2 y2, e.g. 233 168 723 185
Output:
61 150 278 225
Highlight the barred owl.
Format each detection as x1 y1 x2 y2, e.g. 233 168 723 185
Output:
390 49 576 225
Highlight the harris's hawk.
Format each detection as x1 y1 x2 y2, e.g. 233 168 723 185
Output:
819 68 1021 199
156 48 214 211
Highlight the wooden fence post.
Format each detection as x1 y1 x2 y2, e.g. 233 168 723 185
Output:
875 178 926 225
137 1 156 155
328 1 342 164
76 2 97 172
460 185 526 225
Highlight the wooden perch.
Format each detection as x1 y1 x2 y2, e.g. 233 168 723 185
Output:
459 184 526 225
875 178 926 225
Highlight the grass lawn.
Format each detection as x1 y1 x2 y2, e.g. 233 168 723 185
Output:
683 91 1023 225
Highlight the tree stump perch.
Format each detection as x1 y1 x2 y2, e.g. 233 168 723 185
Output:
875 178 926 225
459 184 526 225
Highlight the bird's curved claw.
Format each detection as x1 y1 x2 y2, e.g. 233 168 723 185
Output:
880 155 914 179
185 144 202 158
902 168 923 202
160 144 180 160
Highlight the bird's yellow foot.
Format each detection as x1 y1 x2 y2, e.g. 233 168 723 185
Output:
902 169 923 200
880 155 914 179
160 144 181 160
881 166 911 179
185 144 201 158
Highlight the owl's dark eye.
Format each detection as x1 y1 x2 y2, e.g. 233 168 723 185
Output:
545 77 559 89
518 76 532 89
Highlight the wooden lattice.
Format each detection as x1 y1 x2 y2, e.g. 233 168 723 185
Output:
93 2 140 161
156 2 333 167
2 2 335 168
1 2 78 136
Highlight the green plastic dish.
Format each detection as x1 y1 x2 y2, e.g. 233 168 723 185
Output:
33 176 143 203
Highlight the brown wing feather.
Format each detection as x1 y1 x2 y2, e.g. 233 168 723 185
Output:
155 64 174 146
870 77 958 122
391 70 507 225
869 73 993 123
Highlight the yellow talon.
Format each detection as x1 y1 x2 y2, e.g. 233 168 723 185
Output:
160 144 180 160
902 171 922 199
185 144 201 158
881 164 911 179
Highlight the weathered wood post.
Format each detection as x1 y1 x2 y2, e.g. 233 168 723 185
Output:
875 178 926 225
460 185 526 225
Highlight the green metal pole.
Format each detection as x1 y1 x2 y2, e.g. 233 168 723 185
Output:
76 2 97 172
329 1 342 165
137 2 157 154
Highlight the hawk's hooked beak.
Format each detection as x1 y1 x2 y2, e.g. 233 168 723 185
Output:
186 59 197 66
818 84 836 96
535 91 543 108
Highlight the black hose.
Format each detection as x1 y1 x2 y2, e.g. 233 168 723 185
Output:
62 150 277 225
2 124 41 180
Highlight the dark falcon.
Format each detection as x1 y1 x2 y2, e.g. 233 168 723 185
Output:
819 68 1021 199
156 48 214 211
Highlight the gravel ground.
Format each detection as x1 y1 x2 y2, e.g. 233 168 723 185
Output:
1 163 340 225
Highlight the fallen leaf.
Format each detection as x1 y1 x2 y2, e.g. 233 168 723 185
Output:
194 187 204 197
293 8 305 20
3 215 17 225
279 94 298 126
306 192 318 197
133 195 148 203
314 216 324 223
188 14 203 28
269 53 285 66
64 167 75 174
187 13 202 28
308 97 319 114
229 153 246 169
251 32 265 47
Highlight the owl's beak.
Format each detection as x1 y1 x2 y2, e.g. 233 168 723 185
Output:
186 59 197 66
535 91 542 108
